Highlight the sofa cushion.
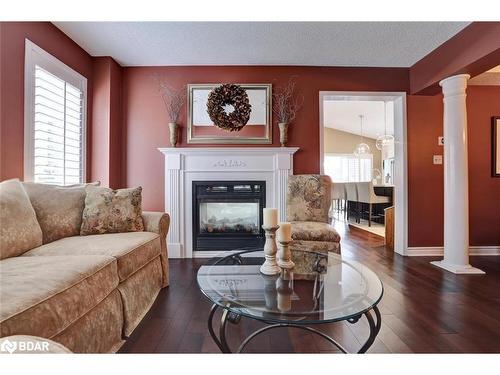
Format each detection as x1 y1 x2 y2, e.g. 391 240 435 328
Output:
0 179 43 260
80 185 144 235
0 255 118 339
22 182 99 244
22 232 161 282
291 221 341 242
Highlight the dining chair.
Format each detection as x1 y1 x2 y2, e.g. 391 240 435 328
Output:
344 182 359 222
330 182 346 219
356 182 391 226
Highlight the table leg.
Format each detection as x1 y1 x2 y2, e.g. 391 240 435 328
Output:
357 305 382 353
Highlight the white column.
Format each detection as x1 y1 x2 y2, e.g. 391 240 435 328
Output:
431 74 484 274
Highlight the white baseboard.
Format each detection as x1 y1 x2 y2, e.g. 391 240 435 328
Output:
406 246 500 256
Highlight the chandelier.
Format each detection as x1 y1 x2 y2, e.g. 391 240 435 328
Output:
353 115 370 157
376 101 395 150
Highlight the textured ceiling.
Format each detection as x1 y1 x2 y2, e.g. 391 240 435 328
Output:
53 22 470 67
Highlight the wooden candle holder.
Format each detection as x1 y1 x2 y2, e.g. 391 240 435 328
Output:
260 225 280 275
277 240 295 269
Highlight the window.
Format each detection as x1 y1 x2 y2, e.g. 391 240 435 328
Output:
24 40 87 185
324 153 373 183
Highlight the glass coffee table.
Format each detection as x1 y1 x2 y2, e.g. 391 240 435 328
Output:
197 248 383 353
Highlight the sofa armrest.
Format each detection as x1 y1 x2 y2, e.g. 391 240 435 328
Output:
142 211 170 287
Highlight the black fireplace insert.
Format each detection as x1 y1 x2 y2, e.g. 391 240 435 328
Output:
192 181 266 252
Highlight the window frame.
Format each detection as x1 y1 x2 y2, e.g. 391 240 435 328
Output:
24 39 87 184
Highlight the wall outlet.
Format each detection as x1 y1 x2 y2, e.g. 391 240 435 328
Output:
438 136 444 146
433 155 443 165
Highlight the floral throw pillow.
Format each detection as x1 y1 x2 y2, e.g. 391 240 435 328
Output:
80 185 144 235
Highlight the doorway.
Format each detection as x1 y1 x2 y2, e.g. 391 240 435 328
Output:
319 92 407 255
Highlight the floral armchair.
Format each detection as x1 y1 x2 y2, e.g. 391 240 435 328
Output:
286 175 341 257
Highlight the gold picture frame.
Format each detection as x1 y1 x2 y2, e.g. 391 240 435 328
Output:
187 83 272 144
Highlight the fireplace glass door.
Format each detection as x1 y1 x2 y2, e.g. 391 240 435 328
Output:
193 181 266 252
199 201 260 235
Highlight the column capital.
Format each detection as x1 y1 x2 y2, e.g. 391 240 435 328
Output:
439 74 470 97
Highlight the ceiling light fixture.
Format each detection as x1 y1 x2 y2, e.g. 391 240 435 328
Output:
354 115 371 157
376 101 395 150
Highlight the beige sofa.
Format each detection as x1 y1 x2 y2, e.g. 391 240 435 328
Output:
0 180 170 353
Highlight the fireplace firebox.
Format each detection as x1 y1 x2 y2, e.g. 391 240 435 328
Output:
192 181 266 252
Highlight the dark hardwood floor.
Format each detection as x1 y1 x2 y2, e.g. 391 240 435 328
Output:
119 222 500 353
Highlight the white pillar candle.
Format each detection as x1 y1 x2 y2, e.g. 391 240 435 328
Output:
277 222 292 242
263 208 278 228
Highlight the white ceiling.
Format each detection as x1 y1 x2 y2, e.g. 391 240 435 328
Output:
323 100 394 139
53 22 469 67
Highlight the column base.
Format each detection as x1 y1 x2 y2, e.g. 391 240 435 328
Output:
430 260 485 274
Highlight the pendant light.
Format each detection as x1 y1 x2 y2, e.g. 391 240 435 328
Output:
354 115 370 156
376 101 395 150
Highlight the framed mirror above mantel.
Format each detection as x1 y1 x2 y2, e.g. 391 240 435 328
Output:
187 84 272 144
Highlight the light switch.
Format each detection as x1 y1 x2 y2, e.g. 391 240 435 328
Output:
438 136 444 146
433 155 443 165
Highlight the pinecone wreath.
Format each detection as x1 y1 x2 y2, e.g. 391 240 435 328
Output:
206 84 252 132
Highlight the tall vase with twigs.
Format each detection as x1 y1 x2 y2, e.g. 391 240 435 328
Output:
156 77 186 147
273 77 304 147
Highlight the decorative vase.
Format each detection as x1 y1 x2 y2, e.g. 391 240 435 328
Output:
168 122 178 147
278 122 288 147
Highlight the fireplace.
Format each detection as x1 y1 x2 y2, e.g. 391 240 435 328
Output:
193 181 266 252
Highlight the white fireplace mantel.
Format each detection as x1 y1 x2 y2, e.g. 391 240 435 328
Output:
158 147 299 258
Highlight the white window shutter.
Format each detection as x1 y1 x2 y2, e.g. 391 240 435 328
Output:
24 40 87 185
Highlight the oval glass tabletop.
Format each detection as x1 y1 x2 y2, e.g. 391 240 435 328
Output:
197 249 384 324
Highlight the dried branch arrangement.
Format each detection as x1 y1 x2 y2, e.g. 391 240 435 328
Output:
272 77 304 124
155 75 186 123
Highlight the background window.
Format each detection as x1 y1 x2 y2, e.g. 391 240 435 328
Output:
24 39 87 185
324 153 373 182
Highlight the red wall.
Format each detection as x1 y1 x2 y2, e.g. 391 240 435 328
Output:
91 56 123 188
91 58 111 186
0 22 94 180
123 66 409 211
407 95 444 246
467 86 500 246
407 87 500 247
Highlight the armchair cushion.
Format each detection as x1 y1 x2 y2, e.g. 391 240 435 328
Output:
0 179 42 260
291 221 341 243
286 175 332 223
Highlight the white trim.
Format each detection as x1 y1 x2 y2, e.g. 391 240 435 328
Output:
319 91 408 256
23 39 87 184
406 246 500 256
